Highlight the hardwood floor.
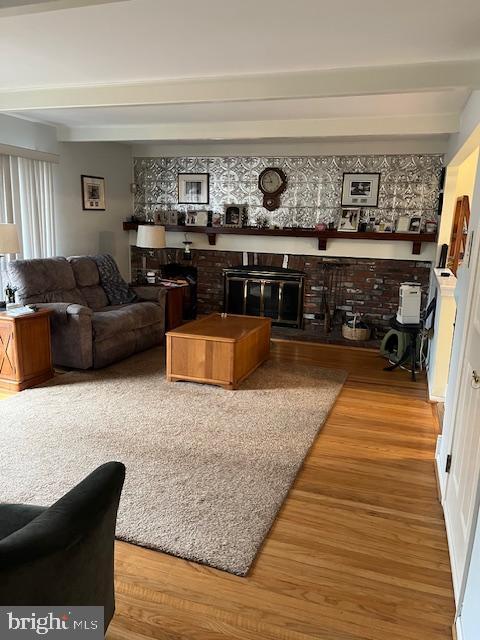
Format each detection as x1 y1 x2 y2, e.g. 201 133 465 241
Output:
0 341 455 639
109 341 454 640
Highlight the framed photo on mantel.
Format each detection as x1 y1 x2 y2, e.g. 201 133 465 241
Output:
341 173 380 207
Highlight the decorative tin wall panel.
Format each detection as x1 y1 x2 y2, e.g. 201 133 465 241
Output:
133 154 443 228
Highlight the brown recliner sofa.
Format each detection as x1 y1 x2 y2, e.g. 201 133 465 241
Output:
7 255 166 369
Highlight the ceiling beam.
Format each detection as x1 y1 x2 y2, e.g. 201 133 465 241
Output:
1 60 479 112
57 113 459 143
0 0 129 17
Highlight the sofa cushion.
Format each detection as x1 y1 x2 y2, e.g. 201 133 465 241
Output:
7 258 87 306
69 256 108 311
92 302 163 342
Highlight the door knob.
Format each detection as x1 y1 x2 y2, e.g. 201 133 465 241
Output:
472 370 480 389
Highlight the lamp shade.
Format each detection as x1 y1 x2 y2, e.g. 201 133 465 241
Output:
0 223 20 255
136 225 166 249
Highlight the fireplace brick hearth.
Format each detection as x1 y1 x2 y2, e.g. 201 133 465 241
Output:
131 246 430 343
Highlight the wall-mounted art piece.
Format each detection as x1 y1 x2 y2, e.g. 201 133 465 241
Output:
81 175 106 211
134 154 443 229
178 173 209 204
341 173 380 207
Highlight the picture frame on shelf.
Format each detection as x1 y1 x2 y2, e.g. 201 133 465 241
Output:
155 211 167 225
211 211 223 227
408 216 422 233
185 211 197 226
224 204 246 228
376 221 392 233
195 210 209 226
341 173 380 207
178 173 209 204
81 175 106 211
396 215 411 233
337 208 360 232
167 210 178 225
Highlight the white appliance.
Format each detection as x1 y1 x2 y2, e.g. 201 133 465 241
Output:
396 282 422 324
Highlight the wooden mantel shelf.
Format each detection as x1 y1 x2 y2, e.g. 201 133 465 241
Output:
123 222 437 255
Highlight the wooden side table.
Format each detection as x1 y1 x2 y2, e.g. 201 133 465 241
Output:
0 309 54 392
165 286 187 331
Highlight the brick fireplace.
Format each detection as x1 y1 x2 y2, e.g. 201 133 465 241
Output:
131 246 431 344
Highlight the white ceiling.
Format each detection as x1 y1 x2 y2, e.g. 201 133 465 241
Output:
0 0 479 143
1 0 480 89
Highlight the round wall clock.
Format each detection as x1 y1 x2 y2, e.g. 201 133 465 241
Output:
258 167 287 211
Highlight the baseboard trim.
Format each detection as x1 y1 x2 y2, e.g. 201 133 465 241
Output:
434 455 444 504
454 615 464 640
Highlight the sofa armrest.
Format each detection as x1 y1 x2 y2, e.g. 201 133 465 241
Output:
34 303 93 369
132 285 167 305
34 302 93 320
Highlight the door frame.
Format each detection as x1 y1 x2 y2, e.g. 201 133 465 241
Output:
443 201 480 606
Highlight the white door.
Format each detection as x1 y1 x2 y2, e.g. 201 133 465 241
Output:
444 242 480 599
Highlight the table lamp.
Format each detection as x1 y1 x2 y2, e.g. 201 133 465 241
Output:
135 225 166 280
0 223 20 309
0 223 20 257
136 225 166 250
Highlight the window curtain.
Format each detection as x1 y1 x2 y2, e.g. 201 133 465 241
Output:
0 154 56 293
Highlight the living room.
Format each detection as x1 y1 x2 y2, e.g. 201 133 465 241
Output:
1 1 480 639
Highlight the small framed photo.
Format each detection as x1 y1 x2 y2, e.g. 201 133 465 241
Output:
167 210 178 225
195 210 209 226
224 204 245 227
381 222 393 233
185 211 197 226
408 216 422 233
178 173 209 204
396 215 411 232
342 173 380 207
338 208 360 232
155 211 167 225
211 211 223 227
81 175 105 211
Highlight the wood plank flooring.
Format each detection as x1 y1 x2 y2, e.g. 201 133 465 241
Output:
0 341 455 639
109 341 454 640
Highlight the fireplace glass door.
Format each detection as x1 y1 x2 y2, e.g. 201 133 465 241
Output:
224 268 305 328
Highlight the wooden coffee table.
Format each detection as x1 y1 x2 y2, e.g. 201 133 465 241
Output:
166 313 271 389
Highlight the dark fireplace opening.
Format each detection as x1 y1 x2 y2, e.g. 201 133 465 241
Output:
223 266 305 328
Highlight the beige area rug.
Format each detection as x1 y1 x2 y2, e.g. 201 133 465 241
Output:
0 348 346 575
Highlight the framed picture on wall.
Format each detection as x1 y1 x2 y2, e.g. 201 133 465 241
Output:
178 173 209 204
341 173 380 207
81 175 106 211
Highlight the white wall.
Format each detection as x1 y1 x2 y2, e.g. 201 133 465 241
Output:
54 142 133 278
132 136 448 159
0 113 58 158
